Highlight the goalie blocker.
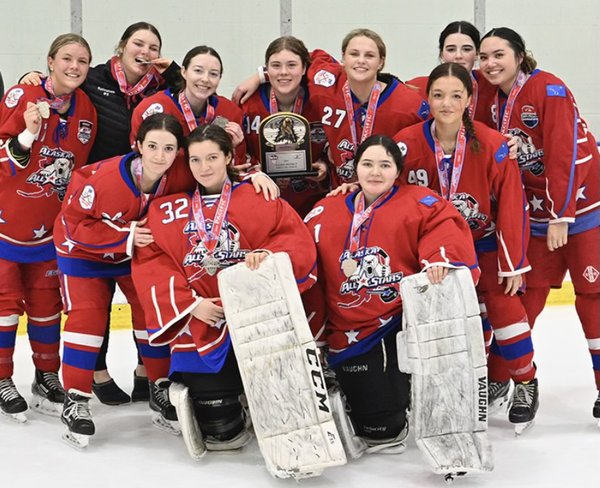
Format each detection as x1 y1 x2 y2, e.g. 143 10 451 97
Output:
398 267 494 478
218 252 346 479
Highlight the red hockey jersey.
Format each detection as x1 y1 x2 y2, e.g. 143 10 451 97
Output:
131 182 317 373
483 70 599 234
395 119 530 276
303 185 479 366
241 83 329 217
54 152 165 277
306 50 430 186
0 83 96 262
131 89 247 193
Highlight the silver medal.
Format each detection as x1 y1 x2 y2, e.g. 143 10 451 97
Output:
341 258 358 278
37 101 50 119
203 255 220 276
212 116 229 129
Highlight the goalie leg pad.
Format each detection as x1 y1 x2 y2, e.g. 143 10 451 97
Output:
217 252 347 478
400 268 494 475
168 382 206 460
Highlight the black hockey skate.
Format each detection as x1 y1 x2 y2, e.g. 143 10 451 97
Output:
488 380 511 414
0 377 28 423
509 378 539 435
149 379 180 435
61 391 95 449
593 391 600 427
31 369 65 417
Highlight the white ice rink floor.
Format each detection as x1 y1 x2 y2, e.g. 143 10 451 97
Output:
2 305 598 488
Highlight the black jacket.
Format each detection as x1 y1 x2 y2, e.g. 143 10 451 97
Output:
83 59 180 164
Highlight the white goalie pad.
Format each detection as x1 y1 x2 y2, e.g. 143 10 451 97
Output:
399 268 494 476
217 252 347 479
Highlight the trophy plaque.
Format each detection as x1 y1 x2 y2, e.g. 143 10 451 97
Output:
258 112 317 178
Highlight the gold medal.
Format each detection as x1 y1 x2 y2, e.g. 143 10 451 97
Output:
341 258 358 278
37 101 50 119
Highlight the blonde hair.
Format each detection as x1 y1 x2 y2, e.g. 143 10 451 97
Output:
341 28 386 71
47 33 92 67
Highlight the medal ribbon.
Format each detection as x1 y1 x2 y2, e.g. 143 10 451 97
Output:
131 156 167 215
469 75 478 118
342 81 382 153
432 121 467 200
347 187 393 254
110 56 161 107
191 179 232 256
268 86 304 114
495 70 528 134
178 91 216 131
42 76 72 112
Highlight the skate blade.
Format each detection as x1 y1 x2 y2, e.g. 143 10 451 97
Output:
30 394 62 418
62 429 91 450
1 409 27 423
514 419 535 436
152 413 181 436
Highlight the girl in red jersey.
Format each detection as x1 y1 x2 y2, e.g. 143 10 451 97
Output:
479 27 600 422
22 22 182 405
395 63 539 432
241 36 329 217
131 124 316 452
303 135 478 452
0 34 97 421
234 29 430 188
55 113 184 448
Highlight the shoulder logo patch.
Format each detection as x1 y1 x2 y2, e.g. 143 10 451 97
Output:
494 142 509 163
142 103 164 119
79 184 95 210
5 88 24 108
419 195 438 207
313 69 336 87
546 84 566 97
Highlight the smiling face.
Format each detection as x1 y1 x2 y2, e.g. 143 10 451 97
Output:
342 35 384 85
440 33 477 71
137 129 178 183
479 36 523 94
119 29 161 83
47 42 90 95
356 144 399 204
181 53 222 106
266 49 306 100
188 140 232 194
428 75 471 128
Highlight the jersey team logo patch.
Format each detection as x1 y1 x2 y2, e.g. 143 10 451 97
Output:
583 266 599 283
397 141 408 157
77 120 93 144
17 147 75 201
142 103 164 119
314 69 336 87
79 185 95 210
5 88 24 108
521 105 539 128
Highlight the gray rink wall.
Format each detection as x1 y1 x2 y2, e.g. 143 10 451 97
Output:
0 0 598 133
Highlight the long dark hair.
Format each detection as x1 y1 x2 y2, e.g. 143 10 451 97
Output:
427 62 480 152
481 27 537 73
